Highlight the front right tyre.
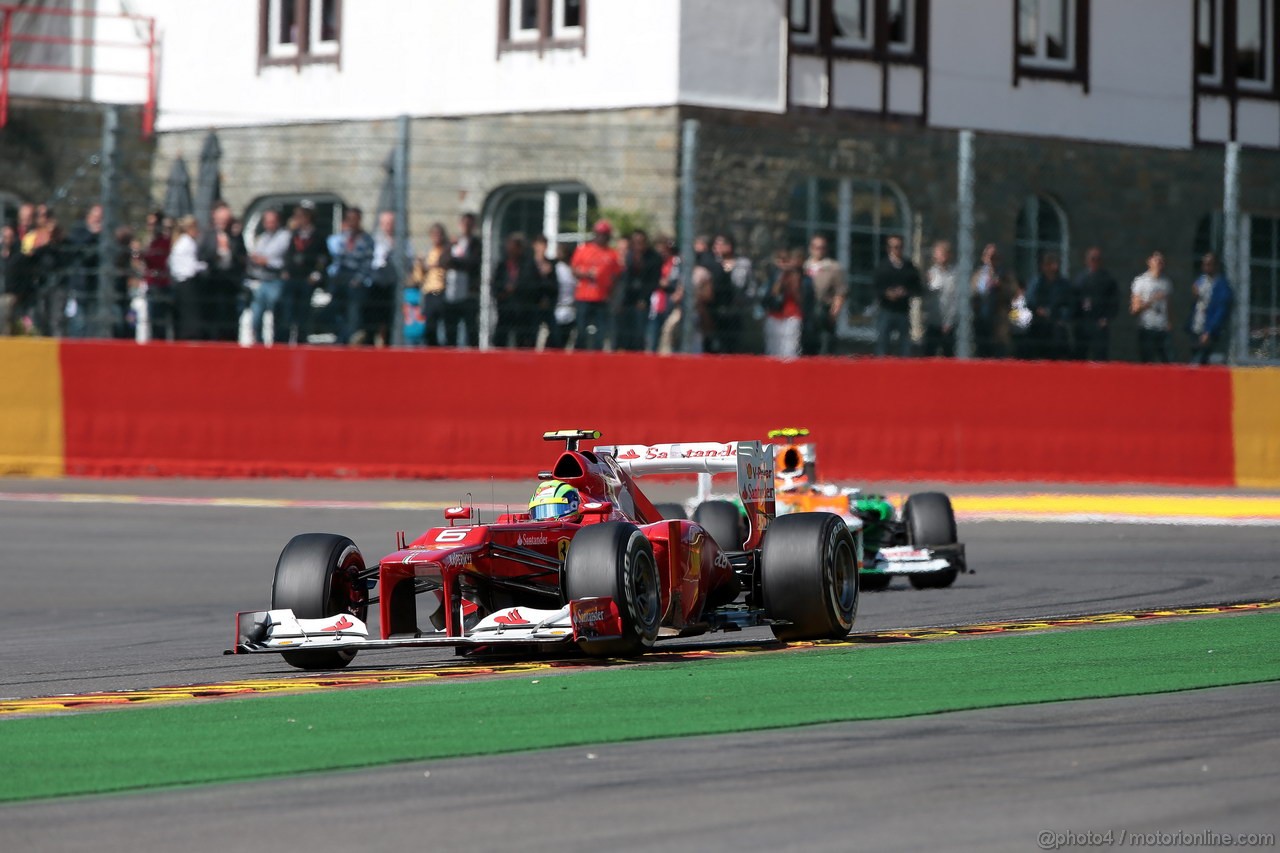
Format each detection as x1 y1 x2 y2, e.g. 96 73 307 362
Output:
271 532 367 670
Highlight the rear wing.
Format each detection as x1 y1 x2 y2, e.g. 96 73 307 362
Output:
596 441 775 550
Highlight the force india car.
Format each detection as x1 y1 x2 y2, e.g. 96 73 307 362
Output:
654 429 967 592
230 431 859 670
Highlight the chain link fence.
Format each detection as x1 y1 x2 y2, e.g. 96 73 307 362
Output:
5 103 1279 364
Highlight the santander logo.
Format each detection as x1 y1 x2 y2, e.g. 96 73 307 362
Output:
494 609 531 626
322 616 354 632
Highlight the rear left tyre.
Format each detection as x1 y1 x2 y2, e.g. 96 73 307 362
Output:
763 512 858 641
693 500 746 552
564 522 662 657
653 502 688 521
271 533 368 670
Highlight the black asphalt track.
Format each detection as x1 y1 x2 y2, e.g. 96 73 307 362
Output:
0 477 1276 851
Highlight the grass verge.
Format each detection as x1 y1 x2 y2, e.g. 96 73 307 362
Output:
4 612 1278 802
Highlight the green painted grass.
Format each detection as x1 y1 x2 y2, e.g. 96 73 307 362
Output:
4 612 1278 803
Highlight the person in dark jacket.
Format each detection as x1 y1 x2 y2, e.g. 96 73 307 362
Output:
1186 252 1233 366
491 233 542 348
280 202 329 345
197 202 247 340
872 235 922 357
614 229 662 351
1024 252 1078 360
1073 246 1119 361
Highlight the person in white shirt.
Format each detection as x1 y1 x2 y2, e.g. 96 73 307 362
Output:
245 208 291 345
168 215 206 340
922 240 958 357
1130 250 1172 363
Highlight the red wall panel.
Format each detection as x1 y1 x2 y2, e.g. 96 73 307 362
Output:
58 341 1236 485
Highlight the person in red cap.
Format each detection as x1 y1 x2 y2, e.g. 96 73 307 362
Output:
571 219 623 350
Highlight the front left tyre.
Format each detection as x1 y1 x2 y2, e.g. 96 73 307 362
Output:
272 532 368 670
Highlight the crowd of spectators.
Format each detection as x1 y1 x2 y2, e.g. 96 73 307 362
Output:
0 200 1236 364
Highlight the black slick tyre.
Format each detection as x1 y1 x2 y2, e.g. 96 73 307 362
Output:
904 492 959 589
564 522 661 657
762 512 858 641
653 502 688 521
859 572 892 592
271 533 368 670
693 500 745 552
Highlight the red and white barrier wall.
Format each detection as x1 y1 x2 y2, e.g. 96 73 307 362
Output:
2 339 1277 486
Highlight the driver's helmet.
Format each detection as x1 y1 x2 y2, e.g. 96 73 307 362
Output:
528 479 582 521
776 445 809 492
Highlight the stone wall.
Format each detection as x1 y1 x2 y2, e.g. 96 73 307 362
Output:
151 108 682 246
0 99 154 229
684 105 1280 361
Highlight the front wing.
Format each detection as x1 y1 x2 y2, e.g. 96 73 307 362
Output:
868 544 967 576
228 599 625 656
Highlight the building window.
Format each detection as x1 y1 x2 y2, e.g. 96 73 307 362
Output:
1236 0 1273 90
788 177 911 314
500 0 587 51
260 0 341 66
789 0 924 61
1015 0 1089 85
1014 195 1069 284
1196 0 1275 94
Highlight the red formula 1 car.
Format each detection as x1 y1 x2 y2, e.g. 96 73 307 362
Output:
230 430 859 669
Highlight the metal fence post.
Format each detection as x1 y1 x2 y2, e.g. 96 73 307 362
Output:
955 130 975 360
96 104 119 338
1224 141 1245 363
391 114 410 347
679 118 699 354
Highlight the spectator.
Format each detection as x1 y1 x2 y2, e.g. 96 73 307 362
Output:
762 250 813 359
367 211 409 346
141 211 174 341
197 202 247 341
615 229 661 351
444 212 481 347
872 235 921 357
971 243 1016 358
169 215 206 340
63 205 103 337
16 203 36 243
647 235 680 353
530 234 558 346
21 207 64 336
705 234 751 353
549 242 578 349
1025 252 1078 360
328 207 375 345
1 224 17 334
245 208 290 345
491 232 540 348
922 240 958 357
803 235 846 355
413 222 450 346
280 202 328 345
1074 246 1119 361
572 219 623 351
1130 250 1172 363
1187 252 1233 366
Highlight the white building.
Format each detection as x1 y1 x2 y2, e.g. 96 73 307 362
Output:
7 1 1279 356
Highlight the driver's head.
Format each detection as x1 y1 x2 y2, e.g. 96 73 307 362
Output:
528 480 581 522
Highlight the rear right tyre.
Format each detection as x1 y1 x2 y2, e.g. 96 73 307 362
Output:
762 512 858 641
